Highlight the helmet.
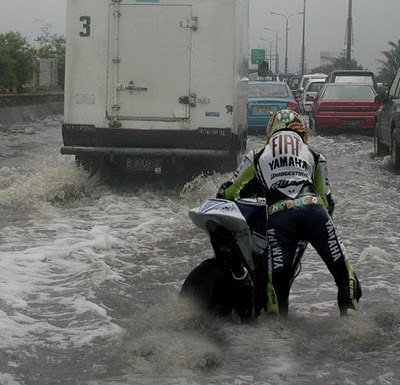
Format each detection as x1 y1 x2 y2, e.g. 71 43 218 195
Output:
266 109 308 143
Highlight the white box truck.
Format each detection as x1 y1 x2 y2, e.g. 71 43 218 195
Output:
61 0 249 176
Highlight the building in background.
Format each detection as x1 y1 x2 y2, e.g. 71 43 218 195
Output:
36 58 59 90
320 51 341 67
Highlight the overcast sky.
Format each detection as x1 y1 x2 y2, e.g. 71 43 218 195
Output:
1 0 399 74
251 0 400 73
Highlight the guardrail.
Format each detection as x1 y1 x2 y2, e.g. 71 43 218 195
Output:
0 92 64 125
0 92 64 108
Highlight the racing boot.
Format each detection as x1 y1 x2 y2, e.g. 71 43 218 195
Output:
338 273 362 316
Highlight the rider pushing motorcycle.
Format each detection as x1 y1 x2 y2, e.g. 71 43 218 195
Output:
217 109 361 317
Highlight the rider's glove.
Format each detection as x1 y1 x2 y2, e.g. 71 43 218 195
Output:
326 193 335 217
216 180 233 199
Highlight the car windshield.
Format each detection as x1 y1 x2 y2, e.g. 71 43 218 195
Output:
289 78 300 89
302 78 312 88
322 85 375 100
307 82 325 92
302 76 325 88
249 83 289 98
335 76 374 86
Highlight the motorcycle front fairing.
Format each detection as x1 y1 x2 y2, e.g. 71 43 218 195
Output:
186 198 269 320
189 198 260 272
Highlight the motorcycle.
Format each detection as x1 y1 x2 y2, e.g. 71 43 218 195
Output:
180 198 307 322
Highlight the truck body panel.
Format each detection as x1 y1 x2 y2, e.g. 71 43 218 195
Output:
62 0 249 174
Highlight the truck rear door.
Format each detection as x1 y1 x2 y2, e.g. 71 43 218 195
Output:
107 3 193 123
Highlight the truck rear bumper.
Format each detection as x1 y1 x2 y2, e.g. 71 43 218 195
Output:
61 124 233 151
61 145 229 158
61 124 243 174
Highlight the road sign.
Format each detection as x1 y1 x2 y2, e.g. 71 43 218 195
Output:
251 49 266 65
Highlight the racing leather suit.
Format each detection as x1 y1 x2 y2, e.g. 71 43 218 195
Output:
219 130 361 316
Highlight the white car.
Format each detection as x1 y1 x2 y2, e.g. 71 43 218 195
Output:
294 73 327 101
300 79 326 114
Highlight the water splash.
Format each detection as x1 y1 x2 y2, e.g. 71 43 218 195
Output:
0 156 100 209
121 298 224 376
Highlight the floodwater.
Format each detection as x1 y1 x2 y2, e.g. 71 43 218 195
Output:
0 115 399 385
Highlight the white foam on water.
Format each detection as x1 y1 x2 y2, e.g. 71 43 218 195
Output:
1 123 400 384
0 155 132 356
0 373 22 385
0 222 126 351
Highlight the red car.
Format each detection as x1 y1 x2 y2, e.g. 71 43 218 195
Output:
309 83 382 134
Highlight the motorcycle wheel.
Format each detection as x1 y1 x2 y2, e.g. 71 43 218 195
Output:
180 258 234 317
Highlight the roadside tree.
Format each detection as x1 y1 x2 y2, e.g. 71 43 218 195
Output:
0 32 36 93
311 57 364 74
376 39 400 86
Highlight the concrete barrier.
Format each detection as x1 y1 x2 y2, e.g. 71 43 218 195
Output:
0 92 64 125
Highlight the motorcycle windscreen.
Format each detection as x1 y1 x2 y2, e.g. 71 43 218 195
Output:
107 4 192 121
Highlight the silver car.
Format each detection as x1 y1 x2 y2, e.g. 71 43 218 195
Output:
299 79 326 114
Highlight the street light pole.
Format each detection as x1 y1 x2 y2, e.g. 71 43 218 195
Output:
275 33 279 73
284 17 289 74
301 0 306 75
346 0 353 64
259 38 273 69
264 27 284 74
271 11 303 73
269 41 273 69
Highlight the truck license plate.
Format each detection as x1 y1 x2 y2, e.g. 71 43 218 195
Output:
126 158 162 172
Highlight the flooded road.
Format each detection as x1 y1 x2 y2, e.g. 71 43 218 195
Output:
0 115 399 385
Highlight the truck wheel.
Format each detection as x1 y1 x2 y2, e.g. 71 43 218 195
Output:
309 115 314 130
314 119 323 135
75 155 104 175
227 151 240 171
374 132 389 156
391 136 400 171
241 131 248 153
219 139 241 173
374 129 389 156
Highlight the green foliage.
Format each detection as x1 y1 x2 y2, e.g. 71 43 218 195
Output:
0 48 17 90
0 31 36 93
311 56 364 74
35 24 65 60
376 40 400 86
